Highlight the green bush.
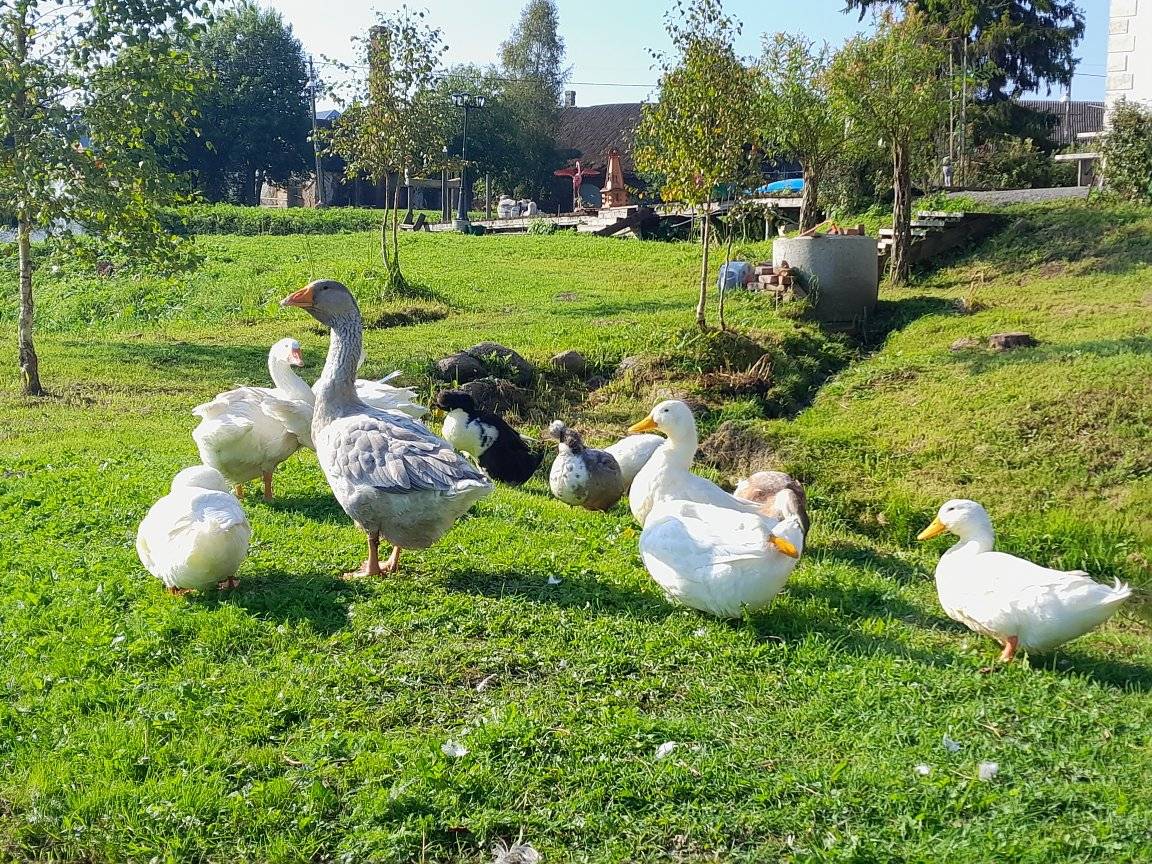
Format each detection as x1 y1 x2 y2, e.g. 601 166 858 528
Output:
1101 99 1152 204
967 136 1060 189
159 204 457 236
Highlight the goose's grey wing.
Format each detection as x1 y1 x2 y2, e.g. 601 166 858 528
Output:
323 410 490 494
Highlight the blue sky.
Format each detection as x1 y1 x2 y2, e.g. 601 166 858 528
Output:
265 0 1110 107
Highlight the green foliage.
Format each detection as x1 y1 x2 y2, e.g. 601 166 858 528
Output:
756 34 842 230
175 2 313 204
843 0 1084 100
327 8 447 295
967 135 1063 190
526 219 558 235
827 10 951 284
0 0 214 394
1101 99 1152 205
160 204 447 236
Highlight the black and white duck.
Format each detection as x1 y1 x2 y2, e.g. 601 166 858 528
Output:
434 389 544 486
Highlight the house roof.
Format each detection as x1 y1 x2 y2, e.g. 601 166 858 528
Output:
315 108 342 123
1016 99 1106 145
555 103 644 175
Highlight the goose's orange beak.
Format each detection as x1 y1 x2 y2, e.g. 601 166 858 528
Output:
768 535 799 558
917 517 947 541
628 415 658 434
281 285 315 309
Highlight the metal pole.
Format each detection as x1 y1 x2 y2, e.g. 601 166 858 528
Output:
309 56 325 207
456 103 470 230
485 173 491 220
441 147 449 223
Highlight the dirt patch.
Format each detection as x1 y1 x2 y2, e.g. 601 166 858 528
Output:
696 420 777 475
368 305 449 330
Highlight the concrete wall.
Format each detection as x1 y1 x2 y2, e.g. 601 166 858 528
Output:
1107 0 1152 110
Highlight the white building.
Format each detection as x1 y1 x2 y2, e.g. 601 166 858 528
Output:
1107 0 1152 109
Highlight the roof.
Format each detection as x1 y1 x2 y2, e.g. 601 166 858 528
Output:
315 108 342 123
555 103 644 175
1016 99 1105 145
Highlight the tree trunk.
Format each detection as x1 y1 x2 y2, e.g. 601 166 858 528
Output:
719 222 735 332
799 166 821 232
17 218 42 396
695 211 711 331
890 142 912 285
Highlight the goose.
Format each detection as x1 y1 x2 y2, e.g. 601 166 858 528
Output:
626 400 762 526
547 420 624 511
281 280 492 576
136 465 251 594
266 336 428 421
640 492 805 618
191 342 314 499
734 470 810 536
435 389 544 486
602 432 664 491
918 499 1132 661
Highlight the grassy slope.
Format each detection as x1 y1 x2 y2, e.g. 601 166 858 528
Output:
0 202 1150 863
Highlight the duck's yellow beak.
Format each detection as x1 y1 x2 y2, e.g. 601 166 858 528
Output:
768 535 799 558
281 285 315 309
917 517 947 541
628 414 658 434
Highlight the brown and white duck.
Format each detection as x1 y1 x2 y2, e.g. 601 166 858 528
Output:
281 280 492 576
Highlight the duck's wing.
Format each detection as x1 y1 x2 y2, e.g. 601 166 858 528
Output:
258 394 315 449
354 378 428 419
324 409 490 494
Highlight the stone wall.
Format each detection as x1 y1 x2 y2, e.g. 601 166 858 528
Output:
1107 0 1152 110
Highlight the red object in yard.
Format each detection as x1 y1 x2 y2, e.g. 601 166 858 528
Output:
554 161 602 211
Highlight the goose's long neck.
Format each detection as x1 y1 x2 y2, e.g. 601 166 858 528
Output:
269 356 314 403
313 313 362 427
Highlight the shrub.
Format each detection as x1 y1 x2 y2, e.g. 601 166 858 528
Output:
159 204 446 236
967 136 1058 189
1101 99 1152 204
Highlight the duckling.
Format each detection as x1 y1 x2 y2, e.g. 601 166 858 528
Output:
547 421 625 511
136 466 251 594
435 389 544 486
734 470 810 536
918 499 1132 661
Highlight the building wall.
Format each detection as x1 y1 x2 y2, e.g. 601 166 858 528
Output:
1107 0 1152 110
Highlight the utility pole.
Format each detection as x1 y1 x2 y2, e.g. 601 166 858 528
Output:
309 56 325 207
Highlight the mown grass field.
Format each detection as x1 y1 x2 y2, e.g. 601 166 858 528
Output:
1 201 1150 863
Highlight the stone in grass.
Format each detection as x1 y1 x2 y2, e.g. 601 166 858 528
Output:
550 349 587 376
987 332 1038 351
435 351 488 384
465 341 535 386
460 377 530 415
950 337 982 352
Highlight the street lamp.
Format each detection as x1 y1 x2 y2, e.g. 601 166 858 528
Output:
451 93 485 232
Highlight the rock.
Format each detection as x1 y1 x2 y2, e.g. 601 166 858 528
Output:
987 332 1037 351
460 377 530 415
465 341 534 386
585 375 607 391
617 355 645 375
435 351 488 384
950 337 982 351
551 350 587 376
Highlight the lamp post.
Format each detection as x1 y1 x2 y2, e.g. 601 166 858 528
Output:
451 92 485 232
440 145 449 223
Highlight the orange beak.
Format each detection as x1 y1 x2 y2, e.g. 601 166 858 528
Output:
628 415 658 434
281 285 315 309
768 535 800 558
289 347 304 367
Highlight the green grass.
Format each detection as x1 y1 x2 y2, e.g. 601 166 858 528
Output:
1 201 1150 863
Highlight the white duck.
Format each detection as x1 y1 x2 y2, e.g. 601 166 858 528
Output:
918 499 1132 661
268 337 428 421
192 341 314 500
603 432 664 491
136 465 251 594
640 493 805 618
281 280 492 577
626 400 762 526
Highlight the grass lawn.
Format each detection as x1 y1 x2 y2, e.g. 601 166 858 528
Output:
1 201 1150 863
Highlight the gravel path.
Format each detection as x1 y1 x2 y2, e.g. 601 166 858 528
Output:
944 186 1092 207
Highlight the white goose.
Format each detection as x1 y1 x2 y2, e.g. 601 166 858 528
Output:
918 499 1132 661
192 340 313 500
136 466 251 594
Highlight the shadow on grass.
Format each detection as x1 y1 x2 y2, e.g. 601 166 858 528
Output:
264 491 349 525
210 567 365 636
948 336 1152 375
72 338 274 385
862 295 957 346
1032 650 1152 692
446 568 673 622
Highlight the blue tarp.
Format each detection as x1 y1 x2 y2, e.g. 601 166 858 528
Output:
755 178 805 194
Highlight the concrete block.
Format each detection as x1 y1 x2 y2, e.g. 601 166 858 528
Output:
1108 53 1129 72
1108 33 1136 53
1108 72 1135 91
1109 17 1130 34
1112 0 1137 15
